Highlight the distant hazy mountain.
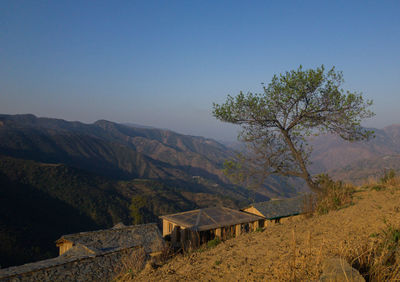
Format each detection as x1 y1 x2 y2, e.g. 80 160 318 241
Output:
307 124 400 183
220 124 400 184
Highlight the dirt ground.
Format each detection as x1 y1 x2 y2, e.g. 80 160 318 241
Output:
136 186 400 281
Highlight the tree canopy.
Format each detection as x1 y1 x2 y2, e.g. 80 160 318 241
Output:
213 65 374 192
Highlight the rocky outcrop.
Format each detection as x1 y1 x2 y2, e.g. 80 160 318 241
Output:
319 258 365 282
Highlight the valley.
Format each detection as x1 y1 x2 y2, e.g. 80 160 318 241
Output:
1 113 399 269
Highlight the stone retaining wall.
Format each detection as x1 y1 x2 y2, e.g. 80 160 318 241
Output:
0 246 141 282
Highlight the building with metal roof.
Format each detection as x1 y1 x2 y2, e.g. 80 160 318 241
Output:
242 195 306 224
160 206 264 246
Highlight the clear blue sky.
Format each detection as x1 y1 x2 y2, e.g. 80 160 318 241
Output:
1 1 399 141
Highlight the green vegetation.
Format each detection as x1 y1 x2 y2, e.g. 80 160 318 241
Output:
315 174 355 214
0 156 128 267
207 237 221 248
0 114 260 267
130 196 146 225
255 227 264 232
371 184 384 191
380 169 396 184
0 156 232 268
213 65 374 192
361 169 400 192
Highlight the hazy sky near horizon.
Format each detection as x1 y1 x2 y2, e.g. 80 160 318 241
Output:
1 1 399 141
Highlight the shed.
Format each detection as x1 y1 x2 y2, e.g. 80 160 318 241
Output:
242 195 306 225
160 207 264 246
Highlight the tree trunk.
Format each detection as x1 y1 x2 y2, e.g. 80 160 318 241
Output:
280 129 320 192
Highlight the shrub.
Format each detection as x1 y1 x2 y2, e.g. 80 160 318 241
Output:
255 227 264 232
207 237 221 248
315 174 355 214
371 184 384 191
380 169 396 184
215 259 222 265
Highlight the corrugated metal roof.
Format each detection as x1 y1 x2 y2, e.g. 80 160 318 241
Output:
244 196 305 220
160 207 263 232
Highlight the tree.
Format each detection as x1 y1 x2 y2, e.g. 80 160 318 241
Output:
212 65 374 192
130 195 146 225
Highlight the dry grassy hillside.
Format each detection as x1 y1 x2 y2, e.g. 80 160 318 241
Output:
131 177 400 281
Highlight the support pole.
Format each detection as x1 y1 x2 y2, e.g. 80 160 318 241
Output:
215 228 222 239
235 224 241 236
253 220 259 231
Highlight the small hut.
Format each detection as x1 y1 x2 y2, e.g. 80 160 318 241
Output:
160 207 264 246
242 195 305 225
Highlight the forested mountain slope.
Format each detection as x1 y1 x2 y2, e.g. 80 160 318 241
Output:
1 114 399 268
0 155 243 268
0 114 229 181
0 114 273 267
0 114 298 198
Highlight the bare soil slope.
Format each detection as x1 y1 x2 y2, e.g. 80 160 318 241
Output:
137 186 400 281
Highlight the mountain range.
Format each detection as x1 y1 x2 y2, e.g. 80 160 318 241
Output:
0 114 270 267
1 113 399 268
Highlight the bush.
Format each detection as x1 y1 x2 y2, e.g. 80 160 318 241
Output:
371 184 384 191
207 237 221 248
363 169 400 191
315 174 355 214
255 227 264 232
380 169 396 184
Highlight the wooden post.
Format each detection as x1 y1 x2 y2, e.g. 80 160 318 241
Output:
253 220 259 231
172 226 180 244
215 228 222 238
163 220 170 236
192 231 200 248
181 228 186 244
235 224 241 236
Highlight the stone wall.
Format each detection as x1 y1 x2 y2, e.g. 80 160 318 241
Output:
0 246 141 282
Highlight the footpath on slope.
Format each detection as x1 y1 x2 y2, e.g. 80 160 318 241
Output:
135 186 400 281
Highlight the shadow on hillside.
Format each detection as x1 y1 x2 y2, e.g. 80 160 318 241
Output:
0 172 100 268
